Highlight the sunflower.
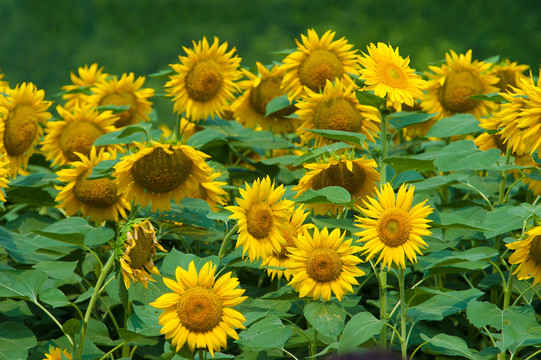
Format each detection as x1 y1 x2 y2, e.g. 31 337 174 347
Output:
87 72 154 128
232 62 299 133
506 226 541 285
474 115 509 154
261 205 309 280
119 219 167 289
488 59 530 93
0 70 9 91
354 183 433 269
280 29 360 101
114 142 211 212
0 82 52 177
359 42 426 109
150 261 247 356
0 155 9 202
61 63 109 110
165 37 242 122
287 226 364 301
296 79 380 146
226 176 294 261
42 347 73 360
421 49 499 120
293 154 379 216
41 103 123 166
55 147 130 222
187 171 228 212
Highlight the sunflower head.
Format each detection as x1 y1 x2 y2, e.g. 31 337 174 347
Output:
187 171 228 212
488 59 530 92
507 226 541 285
0 155 10 202
42 347 73 360
61 63 109 110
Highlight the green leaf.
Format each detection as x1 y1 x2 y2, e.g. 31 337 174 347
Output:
355 91 385 109
265 94 291 116
292 142 351 167
32 261 78 280
408 288 484 322
426 113 482 138
149 68 175 78
159 248 220 278
0 269 48 301
87 159 119 180
338 312 383 353
236 316 292 351
304 302 346 339
434 140 500 171
93 123 152 146
0 322 37 360
419 247 499 271
294 186 352 205
467 300 502 330
413 173 467 192
63 318 82 337
384 157 434 174
304 129 366 148
310 218 359 234
186 128 225 148
496 305 541 353
388 112 436 132
40 288 71 308
117 329 159 346
0 227 67 264
96 104 131 113
469 93 507 102
33 217 114 248
482 206 524 238
421 333 476 359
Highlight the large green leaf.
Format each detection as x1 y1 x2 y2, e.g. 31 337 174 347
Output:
434 140 500 171
294 186 352 205
236 316 292 351
159 248 220 278
421 333 477 359
0 322 37 360
303 302 346 340
496 305 541 353
426 113 482 138
305 129 366 148
292 142 352 167
338 311 383 353
0 269 48 301
384 157 434 174
33 217 114 248
467 300 502 330
265 94 291 116
388 112 436 132
408 288 483 323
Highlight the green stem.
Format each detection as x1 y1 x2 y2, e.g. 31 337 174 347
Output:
501 265 516 360
379 267 388 349
97 341 128 360
409 341 428 360
312 329 318 358
33 301 75 350
498 149 512 205
399 268 407 360
525 348 541 360
218 225 238 260
380 110 388 186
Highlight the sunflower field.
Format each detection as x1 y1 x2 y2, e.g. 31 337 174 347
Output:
1 22 541 360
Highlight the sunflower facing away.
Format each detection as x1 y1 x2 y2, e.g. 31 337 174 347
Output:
421 49 499 120
507 226 541 285
42 347 73 360
287 226 364 301
354 183 433 269
187 171 228 212
0 82 52 177
488 59 530 93
55 147 130 222
165 37 242 122
114 141 211 212
232 62 299 134
226 176 294 261
61 63 109 110
119 219 167 289
296 78 380 146
293 153 379 216
150 261 247 356
0 155 10 202
280 29 360 101
359 42 426 109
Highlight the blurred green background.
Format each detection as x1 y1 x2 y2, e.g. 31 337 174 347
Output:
1 0 539 124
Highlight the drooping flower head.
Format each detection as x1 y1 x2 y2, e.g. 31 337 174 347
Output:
507 226 541 286
61 63 109 110
354 183 433 269
150 261 247 356
287 226 365 301
42 347 73 360
165 37 242 122
488 59 530 93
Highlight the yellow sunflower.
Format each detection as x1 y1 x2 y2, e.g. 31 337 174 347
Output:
150 261 247 356
293 154 379 216
359 42 426 109
87 72 154 128
61 63 109 110
0 155 10 202
0 69 9 91
119 219 167 289
42 347 73 360
0 82 52 177
41 103 123 166
280 29 360 101
488 59 530 93
187 171 228 212
421 49 499 120
287 226 364 301
506 226 541 285
226 176 294 261
165 36 242 122
55 147 130 222
232 62 299 133
354 183 433 269
114 142 211 212
474 115 509 154
296 79 380 146
261 205 310 281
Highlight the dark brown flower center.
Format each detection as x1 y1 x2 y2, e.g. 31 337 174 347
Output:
439 71 483 113
298 49 344 92
313 98 363 133
529 236 541 266
128 225 155 269
186 60 223 102
249 76 297 118
377 208 412 247
306 247 342 282
494 69 518 92
4 104 38 156
312 161 366 195
245 201 274 239
99 92 137 128
74 171 120 208
59 121 105 162
177 287 223 332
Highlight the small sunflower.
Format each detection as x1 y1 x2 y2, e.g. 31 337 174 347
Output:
421 49 499 120
42 347 73 360
114 142 211 212
41 103 122 166
354 183 433 269
232 62 299 133
296 79 380 146
287 226 364 301
187 171 228 212
61 63 109 109
0 82 52 177
359 42 426 109
226 176 294 261
280 29 360 101
0 155 10 202
488 59 530 93
87 72 154 128
165 37 242 122
119 219 167 289
293 154 379 216
150 261 247 356
507 226 541 285
55 147 130 222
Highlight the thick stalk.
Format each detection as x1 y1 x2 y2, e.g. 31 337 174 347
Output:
379 111 388 186
497 149 512 205
399 268 407 360
379 268 388 349
500 265 516 360
218 225 239 260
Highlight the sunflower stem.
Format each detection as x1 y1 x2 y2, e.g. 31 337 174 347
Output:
500 264 516 360
218 224 238 260
379 267 388 349
311 329 318 358
379 108 389 186
497 149 512 206
398 268 408 360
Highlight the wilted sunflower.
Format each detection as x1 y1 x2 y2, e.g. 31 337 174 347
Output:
55 147 130 222
150 261 247 356
114 142 211 212
0 155 9 202
507 226 541 285
287 226 364 301
280 29 360 101
354 183 433 269
296 79 380 146
359 42 426 109
293 154 379 216
232 62 299 133
421 49 499 120
41 104 122 166
488 59 530 92
0 82 52 177
187 171 228 212
119 219 167 289
165 37 242 122
42 347 73 360
226 176 294 261
87 72 154 128
61 63 109 109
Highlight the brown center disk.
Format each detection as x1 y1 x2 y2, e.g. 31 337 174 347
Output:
176 287 223 332
245 201 274 239
185 60 223 102
312 161 366 195
439 71 483 113
298 49 343 92
306 247 342 282
4 104 38 156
